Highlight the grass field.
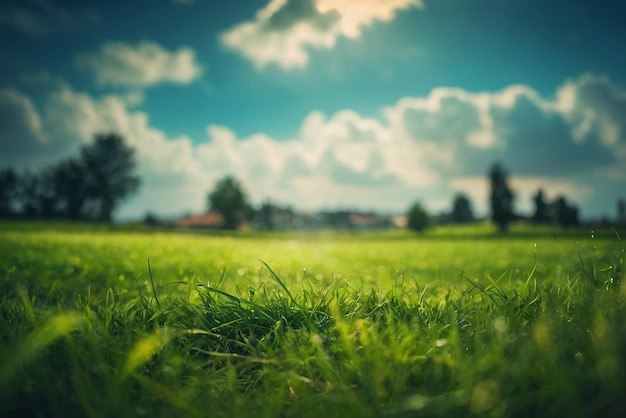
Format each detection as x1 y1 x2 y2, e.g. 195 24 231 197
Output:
1 221 625 417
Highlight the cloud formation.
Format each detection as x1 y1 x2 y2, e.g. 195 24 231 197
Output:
0 88 48 167
1 74 624 218
221 0 423 70
76 41 203 87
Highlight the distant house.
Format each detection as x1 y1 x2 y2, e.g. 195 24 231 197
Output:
175 212 224 229
177 208 402 231
313 210 398 230
392 215 407 228
253 203 329 230
347 213 394 230
319 210 353 229
253 203 295 230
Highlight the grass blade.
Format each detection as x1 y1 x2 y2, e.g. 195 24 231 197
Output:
259 260 297 305
0 312 84 388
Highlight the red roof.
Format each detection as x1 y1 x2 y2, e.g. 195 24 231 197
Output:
175 212 224 228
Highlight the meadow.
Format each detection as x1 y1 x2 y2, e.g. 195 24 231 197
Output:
0 221 625 417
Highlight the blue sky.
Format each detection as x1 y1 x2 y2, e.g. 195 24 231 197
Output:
1 0 625 220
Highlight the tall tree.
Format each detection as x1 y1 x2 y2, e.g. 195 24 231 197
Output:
80 133 140 222
488 162 515 232
51 158 88 219
553 196 579 228
18 170 56 218
0 168 19 217
406 201 430 233
532 188 549 223
207 175 251 230
450 193 474 223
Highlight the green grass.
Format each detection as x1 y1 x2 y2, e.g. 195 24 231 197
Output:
0 221 625 417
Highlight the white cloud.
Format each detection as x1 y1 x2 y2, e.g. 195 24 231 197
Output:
44 87 204 179
0 85 210 216
221 0 423 70
190 105 443 212
317 0 424 38
556 74 626 156
76 41 203 87
0 89 44 140
1 73 624 219
0 88 47 167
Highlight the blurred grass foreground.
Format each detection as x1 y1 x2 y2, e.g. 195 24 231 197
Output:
1 221 625 417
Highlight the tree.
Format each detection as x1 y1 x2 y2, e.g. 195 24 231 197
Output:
0 168 19 217
207 175 252 230
553 196 579 228
488 162 515 232
51 158 88 219
450 193 474 223
18 170 58 218
532 188 549 223
407 202 430 233
79 133 140 222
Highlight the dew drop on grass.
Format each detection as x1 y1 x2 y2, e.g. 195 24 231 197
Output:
310 334 323 347
575 352 585 365
471 380 500 413
493 317 508 334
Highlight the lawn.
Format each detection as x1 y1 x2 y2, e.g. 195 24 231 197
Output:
1 221 625 417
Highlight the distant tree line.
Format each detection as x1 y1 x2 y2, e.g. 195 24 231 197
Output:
2 134 591 232
405 161 581 233
0 133 140 222
532 189 579 228
204 163 584 234
486 162 579 232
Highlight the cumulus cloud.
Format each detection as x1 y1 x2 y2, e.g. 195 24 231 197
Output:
0 85 210 216
0 88 47 167
192 73 625 215
221 0 423 70
196 113 426 210
492 91 615 176
41 87 205 179
76 41 203 87
557 74 626 159
384 76 625 179
1 73 624 219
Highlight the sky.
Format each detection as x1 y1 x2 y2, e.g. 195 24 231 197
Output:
1 0 625 221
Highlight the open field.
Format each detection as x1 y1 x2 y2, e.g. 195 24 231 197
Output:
1 222 625 417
